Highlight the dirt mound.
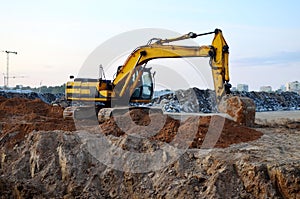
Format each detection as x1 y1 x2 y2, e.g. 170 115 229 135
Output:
0 97 57 118
100 109 262 149
0 97 75 148
0 97 262 150
0 97 299 198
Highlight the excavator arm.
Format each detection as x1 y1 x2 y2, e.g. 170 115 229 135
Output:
113 29 230 105
112 29 255 125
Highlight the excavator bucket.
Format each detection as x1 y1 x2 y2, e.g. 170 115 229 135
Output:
218 96 256 126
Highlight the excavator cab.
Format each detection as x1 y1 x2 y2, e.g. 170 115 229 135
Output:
130 68 153 101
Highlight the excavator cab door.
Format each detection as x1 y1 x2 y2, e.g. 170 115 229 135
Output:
130 68 153 101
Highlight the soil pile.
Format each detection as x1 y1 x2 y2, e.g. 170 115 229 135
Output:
0 96 75 148
100 109 262 149
0 96 261 151
0 97 299 198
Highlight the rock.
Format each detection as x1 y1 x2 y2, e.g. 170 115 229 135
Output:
218 96 256 126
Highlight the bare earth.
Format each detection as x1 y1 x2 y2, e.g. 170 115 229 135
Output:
0 97 299 198
256 110 300 121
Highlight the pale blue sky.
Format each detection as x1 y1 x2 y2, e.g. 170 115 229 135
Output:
0 0 300 90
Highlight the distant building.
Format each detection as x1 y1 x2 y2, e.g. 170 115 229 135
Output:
279 85 286 92
260 86 272 92
286 81 300 93
231 87 237 92
15 85 23 89
237 84 249 92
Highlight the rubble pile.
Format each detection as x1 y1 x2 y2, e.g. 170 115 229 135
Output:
152 88 217 113
153 88 300 113
0 90 63 104
236 90 300 111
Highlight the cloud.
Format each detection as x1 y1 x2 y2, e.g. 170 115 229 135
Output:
233 51 300 67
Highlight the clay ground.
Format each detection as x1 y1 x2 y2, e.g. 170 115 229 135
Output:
0 97 263 149
0 97 299 198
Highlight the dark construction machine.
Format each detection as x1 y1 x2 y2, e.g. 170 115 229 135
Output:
63 29 256 126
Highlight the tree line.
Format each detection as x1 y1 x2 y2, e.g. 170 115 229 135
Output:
12 84 65 94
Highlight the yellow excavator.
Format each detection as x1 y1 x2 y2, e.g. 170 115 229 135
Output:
64 29 255 126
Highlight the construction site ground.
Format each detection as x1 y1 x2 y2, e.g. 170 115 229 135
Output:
0 96 299 198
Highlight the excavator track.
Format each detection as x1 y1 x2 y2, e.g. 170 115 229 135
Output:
63 106 98 120
63 105 164 125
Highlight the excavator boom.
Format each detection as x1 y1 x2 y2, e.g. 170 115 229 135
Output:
113 29 230 104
